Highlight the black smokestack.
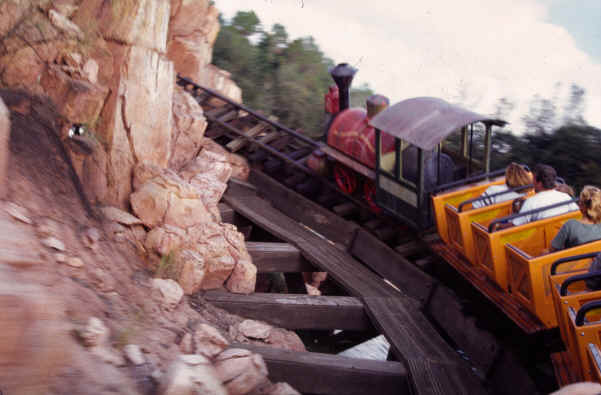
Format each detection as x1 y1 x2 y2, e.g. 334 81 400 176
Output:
330 63 357 112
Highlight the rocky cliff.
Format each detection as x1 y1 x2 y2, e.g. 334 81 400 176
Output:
0 1 302 394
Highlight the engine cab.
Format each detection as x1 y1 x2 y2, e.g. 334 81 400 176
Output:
369 98 507 229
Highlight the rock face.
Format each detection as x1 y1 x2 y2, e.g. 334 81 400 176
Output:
215 348 269 395
0 97 9 198
0 266 69 395
0 0 241 208
158 354 227 395
132 160 256 295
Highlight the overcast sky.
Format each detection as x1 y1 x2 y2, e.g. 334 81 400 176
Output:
215 0 601 132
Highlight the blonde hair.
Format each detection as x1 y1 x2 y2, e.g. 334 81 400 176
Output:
505 163 533 189
580 185 601 223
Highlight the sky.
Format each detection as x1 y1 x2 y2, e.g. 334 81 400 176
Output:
215 0 601 133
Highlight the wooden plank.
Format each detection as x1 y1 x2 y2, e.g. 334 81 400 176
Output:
205 106 231 118
249 131 280 152
428 240 546 334
551 351 581 387
332 202 357 217
204 291 371 331
394 241 424 256
226 120 272 152
223 182 398 297
249 169 360 247
217 110 239 122
246 242 314 273
350 229 436 305
426 284 501 375
218 203 235 224
231 343 410 395
363 218 383 230
362 297 487 395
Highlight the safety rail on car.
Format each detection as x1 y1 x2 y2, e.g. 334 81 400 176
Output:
457 184 533 212
487 198 578 233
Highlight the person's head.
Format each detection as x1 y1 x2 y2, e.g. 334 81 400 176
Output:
505 163 533 189
533 164 557 192
556 183 575 197
579 185 601 223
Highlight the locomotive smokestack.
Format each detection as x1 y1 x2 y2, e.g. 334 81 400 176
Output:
330 63 357 112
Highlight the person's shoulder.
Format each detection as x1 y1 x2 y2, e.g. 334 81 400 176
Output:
485 184 506 194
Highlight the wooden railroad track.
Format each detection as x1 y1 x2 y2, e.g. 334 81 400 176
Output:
179 76 550 393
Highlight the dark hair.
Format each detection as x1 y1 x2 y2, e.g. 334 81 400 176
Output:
533 164 557 190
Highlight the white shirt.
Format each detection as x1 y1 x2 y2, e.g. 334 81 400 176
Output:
512 190 578 226
472 184 524 209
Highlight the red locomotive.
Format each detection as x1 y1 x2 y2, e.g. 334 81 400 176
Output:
308 63 507 228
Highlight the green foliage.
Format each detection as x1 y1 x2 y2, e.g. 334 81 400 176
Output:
155 250 179 280
492 125 601 193
213 11 373 138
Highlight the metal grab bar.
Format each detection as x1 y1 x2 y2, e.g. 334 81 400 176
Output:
487 198 578 233
457 184 533 212
552 252 600 275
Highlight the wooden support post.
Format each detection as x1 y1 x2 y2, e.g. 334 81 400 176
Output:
394 241 424 257
203 291 371 331
218 203 235 224
246 242 314 273
231 343 410 395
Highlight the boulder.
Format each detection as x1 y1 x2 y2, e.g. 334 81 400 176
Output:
214 349 269 395
201 253 236 290
189 173 228 207
158 354 227 395
194 64 242 104
79 317 110 347
131 181 171 228
174 249 205 294
225 259 257 294
180 323 229 359
167 1 220 79
250 382 301 395
0 97 9 198
229 153 250 181
124 344 145 365
100 206 143 226
200 138 249 181
152 278 184 310
40 64 109 125
265 328 306 352
145 225 187 256
169 86 207 171
182 150 232 183
238 320 271 340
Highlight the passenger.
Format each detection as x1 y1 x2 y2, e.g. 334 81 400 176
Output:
585 252 601 291
511 164 578 226
556 183 575 197
472 163 532 209
550 186 601 251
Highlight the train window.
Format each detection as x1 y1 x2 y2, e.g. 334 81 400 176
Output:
443 123 491 177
